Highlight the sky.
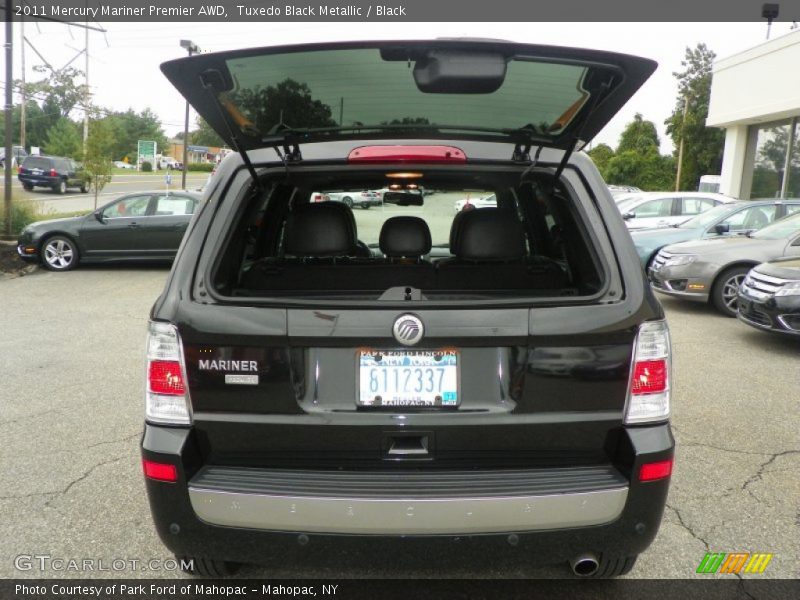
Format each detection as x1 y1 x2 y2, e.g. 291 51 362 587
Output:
5 21 797 154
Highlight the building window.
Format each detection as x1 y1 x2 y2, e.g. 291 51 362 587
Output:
787 119 799 198
746 118 799 199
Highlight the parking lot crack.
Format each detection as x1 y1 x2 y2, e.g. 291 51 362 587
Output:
86 432 140 448
0 455 129 504
741 450 800 501
666 503 710 551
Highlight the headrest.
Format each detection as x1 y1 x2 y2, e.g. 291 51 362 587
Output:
284 202 357 256
379 216 432 258
449 208 526 261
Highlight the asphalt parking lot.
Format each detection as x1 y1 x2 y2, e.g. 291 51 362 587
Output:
0 267 798 581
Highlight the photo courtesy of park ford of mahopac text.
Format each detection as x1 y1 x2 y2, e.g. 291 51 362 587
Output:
1 0 800 599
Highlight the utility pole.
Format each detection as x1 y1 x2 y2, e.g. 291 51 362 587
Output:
4 0 13 239
83 11 89 152
20 18 25 150
180 40 200 189
674 98 689 192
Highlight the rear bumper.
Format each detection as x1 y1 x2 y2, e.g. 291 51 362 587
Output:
141 423 673 567
188 465 628 535
18 174 58 187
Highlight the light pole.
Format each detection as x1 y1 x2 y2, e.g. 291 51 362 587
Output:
179 39 199 189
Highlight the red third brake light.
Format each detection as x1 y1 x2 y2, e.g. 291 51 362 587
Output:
639 458 673 482
631 360 667 395
148 360 186 395
348 145 467 163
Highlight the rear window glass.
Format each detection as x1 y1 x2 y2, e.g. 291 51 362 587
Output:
221 47 590 139
210 171 605 303
22 156 52 170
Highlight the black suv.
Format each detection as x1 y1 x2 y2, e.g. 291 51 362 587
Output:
18 155 87 194
141 40 674 578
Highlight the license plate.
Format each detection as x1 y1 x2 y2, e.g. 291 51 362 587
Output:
358 350 459 407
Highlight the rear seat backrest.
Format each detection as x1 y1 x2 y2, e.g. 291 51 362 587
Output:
379 216 432 260
283 201 357 257
438 208 567 291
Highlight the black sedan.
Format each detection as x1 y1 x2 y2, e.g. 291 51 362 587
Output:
737 257 800 337
17 191 201 271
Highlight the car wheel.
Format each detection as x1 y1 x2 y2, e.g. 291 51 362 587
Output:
41 235 79 272
176 556 239 577
342 196 353 208
22 183 33 191
712 266 750 317
362 204 371 210
80 184 88 193
54 180 67 194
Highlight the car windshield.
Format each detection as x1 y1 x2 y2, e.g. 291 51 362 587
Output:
750 212 800 240
678 203 743 229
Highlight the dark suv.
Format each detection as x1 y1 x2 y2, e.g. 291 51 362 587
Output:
141 40 674 578
18 155 87 194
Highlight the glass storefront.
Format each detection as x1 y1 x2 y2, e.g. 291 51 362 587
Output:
746 118 799 199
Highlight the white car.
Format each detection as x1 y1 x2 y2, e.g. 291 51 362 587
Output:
113 161 136 170
617 192 737 230
454 194 497 212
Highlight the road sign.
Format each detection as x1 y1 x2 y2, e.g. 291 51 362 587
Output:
137 140 157 168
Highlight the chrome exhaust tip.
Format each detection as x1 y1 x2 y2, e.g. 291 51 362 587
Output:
571 554 599 577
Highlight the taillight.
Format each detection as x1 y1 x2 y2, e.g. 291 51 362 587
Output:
145 322 191 425
348 145 467 163
49 168 57 177
639 458 673 482
142 459 177 482
17 166 22 174
624 320 671 424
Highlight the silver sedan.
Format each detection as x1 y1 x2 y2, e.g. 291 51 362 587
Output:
648 212 800 316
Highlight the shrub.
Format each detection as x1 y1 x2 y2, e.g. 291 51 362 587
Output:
0 196 44 236
187 162 215 172
141 161 153 172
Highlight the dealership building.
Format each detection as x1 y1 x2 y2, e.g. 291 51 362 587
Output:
707 28 800 200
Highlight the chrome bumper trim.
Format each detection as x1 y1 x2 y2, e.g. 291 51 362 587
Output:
188 486 628 535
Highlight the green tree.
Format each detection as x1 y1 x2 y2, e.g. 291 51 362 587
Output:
82 120 115 210
618 113 661 154
191 117 225 147
229 78 337 134
43 117 82 158
587 143 614 173
605 150 675 191
23 65 88 119
665 43 725 191
101 108 170 161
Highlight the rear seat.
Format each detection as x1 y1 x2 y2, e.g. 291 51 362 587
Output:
241 202 359 291
369 216 435 290
437 208 568 291
241 204 566 293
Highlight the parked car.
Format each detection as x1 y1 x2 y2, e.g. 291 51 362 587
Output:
113 161 136 170
144 39 673 579
327 190 382 208
454 193 497 212
16 191 200 271
617 192 736 230
607 184 642 196
17 155 87 194
630 199 800 268
737 257 800 336
648 211 800 316
0 145 28 169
